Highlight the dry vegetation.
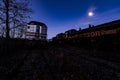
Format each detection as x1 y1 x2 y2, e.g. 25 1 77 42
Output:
0 40 120 80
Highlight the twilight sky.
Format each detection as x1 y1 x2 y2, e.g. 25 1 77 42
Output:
30 0 120 39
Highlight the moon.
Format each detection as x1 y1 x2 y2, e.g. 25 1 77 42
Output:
88 11 94 17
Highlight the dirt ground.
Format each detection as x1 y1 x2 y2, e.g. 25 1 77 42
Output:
0 45 120 80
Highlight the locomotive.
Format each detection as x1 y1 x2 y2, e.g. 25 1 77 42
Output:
52 19 120 51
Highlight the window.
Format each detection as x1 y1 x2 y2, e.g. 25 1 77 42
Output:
28 26 30 29
36 26 40 33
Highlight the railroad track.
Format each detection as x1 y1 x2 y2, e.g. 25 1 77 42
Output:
0 49 55 80
8 50 55 80
0 45 120 80
58 46 120 80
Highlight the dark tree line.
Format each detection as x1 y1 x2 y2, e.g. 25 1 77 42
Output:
0 0 33 38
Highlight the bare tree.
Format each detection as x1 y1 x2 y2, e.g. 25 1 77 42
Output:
0 0 6 37
0 0 33 38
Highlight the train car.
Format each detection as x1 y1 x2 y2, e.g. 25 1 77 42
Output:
25 21 47 40
52 19 120 51
24 21 48 48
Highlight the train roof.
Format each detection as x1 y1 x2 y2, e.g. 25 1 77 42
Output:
65 29 77 33
28 21 47 28
97 19 120 26
84 19 120 31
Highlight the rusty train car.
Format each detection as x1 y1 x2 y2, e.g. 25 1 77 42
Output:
52 19 120 51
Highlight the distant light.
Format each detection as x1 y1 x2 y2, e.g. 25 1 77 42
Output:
88 11 94 17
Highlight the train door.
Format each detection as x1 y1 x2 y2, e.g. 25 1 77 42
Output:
35 25 40 39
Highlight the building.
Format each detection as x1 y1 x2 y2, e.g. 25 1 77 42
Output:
25 21 47 40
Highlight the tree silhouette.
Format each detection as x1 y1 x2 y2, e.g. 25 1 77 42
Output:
0 0 33 38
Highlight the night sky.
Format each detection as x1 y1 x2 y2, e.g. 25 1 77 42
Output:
30 0 120 39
